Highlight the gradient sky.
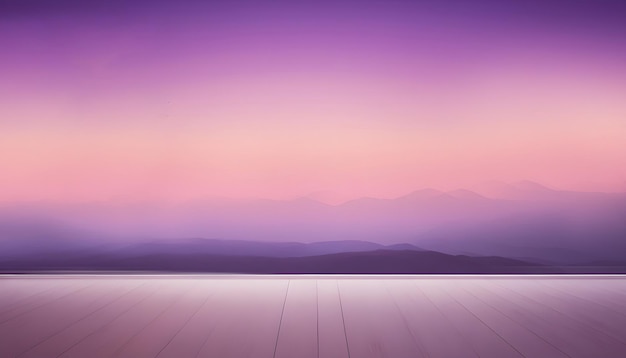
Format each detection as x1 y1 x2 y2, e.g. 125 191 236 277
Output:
1 0 625 203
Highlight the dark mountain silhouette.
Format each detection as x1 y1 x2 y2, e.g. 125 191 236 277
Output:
2 248 624 274
0 249 545 274
0 237 624 274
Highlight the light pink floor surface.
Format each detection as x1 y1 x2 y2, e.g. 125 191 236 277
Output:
1 275 626 358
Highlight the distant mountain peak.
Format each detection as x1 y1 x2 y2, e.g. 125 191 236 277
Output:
397 188 444 200
445 189 487 200
304 190 349 205
471 180 559 199
511 180 555 192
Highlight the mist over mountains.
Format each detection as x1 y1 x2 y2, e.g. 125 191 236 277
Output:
1 181 625 272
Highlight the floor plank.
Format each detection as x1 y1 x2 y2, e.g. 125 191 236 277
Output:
0 278 61 313
274 279 318 358
113 278 214 358
316 279 350 358
0 280 88 323
19 279 159 358
339 279 424 358
478 279 626 357
500 279 626 344
469 279 626 358
549 279 626 310
194 278 287 358
387 279 477 358
150 279 227 358
0 279 138 357
57 279 188 358
439 279 571 357
418 279 525 358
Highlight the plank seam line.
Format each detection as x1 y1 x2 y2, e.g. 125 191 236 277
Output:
17 281 147 358
534 280 626 318
272 279 291 358
0 282 95 326
0 282 63 316
336 280 351 358
414 283 479 358
153 285 216 358
441 285 527 358
384 281 430 358
490 280 626 346
53 283 161 358
474 280 626 351
316 280 320 358
461 285 572 358
112 284 195 357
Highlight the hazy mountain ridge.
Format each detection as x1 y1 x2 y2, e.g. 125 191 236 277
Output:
117 238 424 258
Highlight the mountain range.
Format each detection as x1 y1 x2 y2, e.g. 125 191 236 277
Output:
1 181 625 272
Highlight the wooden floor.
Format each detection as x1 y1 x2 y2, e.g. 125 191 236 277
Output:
1 275 626 358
